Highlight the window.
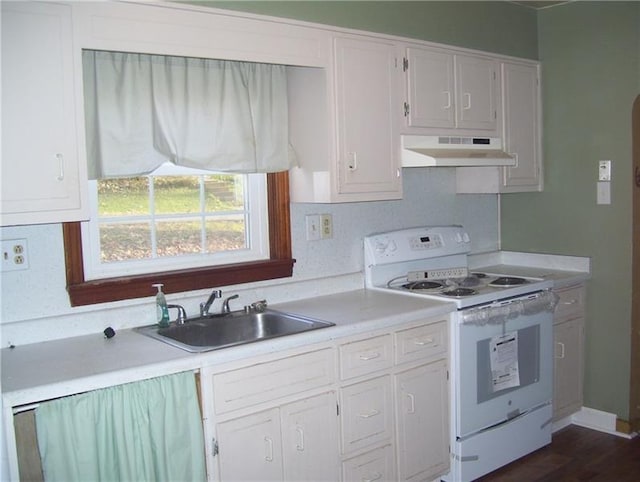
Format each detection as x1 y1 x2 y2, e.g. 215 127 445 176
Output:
66 51 294 306
63 172 294 307
82 164 269 280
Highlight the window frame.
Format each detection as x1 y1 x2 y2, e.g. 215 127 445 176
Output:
64 172 294 307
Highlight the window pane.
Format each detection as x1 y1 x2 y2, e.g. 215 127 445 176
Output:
99 222 152 262
205 217 246 253
98 178 149 216
205 175 245 212
156 220 203 257
154 176 201 214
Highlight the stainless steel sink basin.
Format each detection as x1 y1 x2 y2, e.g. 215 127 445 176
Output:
136 309 335 353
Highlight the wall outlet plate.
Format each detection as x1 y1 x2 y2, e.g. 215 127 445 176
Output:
1 239 29 271
320 214 333 239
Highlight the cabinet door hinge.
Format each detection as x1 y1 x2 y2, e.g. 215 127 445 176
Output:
404 102 410 117
494 110 497 120
403 57 409 72
212 437 219 457
446 370 450 381
337 403 340 416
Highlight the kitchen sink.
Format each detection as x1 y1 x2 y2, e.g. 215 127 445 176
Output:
136 309 335 353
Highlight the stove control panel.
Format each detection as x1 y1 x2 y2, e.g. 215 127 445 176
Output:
365 225 471 265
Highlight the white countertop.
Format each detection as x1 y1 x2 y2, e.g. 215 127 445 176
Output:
469 250 591 288
2 289 454 407
2 252 590 408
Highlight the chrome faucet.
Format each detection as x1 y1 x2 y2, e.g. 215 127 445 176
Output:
222 294 239 314
167 304 187 324
200 289 222 317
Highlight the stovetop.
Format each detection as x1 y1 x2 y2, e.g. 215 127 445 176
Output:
383 271 553 309
364 226 553 309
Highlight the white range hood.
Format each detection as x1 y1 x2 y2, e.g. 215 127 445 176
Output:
401 135 516 167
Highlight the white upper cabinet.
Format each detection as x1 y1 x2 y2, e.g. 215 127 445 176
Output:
1 1 88 226
403 46 499 136
456 60 542 193
501 61 543 191
288 35 403 203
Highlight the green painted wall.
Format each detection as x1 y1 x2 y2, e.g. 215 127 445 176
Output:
501 2 640 420
197 1 539 59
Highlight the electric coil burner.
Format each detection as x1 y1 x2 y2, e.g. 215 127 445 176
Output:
489 276 529 287
402 280 444 291
441 287 477 298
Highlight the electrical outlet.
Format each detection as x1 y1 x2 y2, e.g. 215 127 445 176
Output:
305 214 321 241
1 239 29 271
320 214 333 239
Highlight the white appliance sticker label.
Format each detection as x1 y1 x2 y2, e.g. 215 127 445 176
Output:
490 331 520 392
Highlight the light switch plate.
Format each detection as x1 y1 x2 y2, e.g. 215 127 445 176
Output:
598 160 612 181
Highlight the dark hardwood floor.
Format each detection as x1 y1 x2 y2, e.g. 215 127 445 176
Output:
477 425 640 482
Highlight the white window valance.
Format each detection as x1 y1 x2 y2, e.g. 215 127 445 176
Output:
83 50 291 179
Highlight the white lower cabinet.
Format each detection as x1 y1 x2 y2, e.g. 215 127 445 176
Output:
395 360 449 482
342 444 396 482
338 318 450 482
341 376 394 454
216 392 339 482
203 316 449 482
553 284 585 421
281 393 340 481
216 408 284 481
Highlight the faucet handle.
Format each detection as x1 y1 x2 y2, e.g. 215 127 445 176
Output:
251 300 268 313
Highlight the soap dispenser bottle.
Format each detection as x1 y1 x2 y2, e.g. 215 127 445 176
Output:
152 283 170 327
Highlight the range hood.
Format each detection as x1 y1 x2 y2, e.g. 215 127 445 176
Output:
401 135 516 167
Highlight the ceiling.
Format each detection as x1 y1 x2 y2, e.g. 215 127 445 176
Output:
509 1 572 9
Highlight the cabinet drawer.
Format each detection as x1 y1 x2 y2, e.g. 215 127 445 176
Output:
212 348 335 413
554 286 584 322
340 335 393 380
395 321 447 365
341 376 393 454
342 445 395 482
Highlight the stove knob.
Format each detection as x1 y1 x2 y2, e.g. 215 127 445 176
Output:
455 232 463 243
463 232 470 243
388 240 397 252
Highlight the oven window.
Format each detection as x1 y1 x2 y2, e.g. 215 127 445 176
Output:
476 325 540 404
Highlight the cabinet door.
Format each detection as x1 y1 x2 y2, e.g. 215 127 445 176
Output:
1 1 87 225
455 54 498 131
406 47 455 129
281 392 339 482
502 61 542 190
216 408 283 481
395 360 449 482
341 376 394 455
554 318 584 420
342 445 396 482
334 36 401 198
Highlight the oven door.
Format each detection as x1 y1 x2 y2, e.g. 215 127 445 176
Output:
453 291 554 438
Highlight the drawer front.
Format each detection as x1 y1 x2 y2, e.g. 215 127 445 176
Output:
395 321 447 365
340 335 393 380
341 376 393 454
554 286 584 322
213 348 335 413
342 444 396 482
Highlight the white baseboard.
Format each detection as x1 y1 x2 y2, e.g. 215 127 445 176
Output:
553 407 636 439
